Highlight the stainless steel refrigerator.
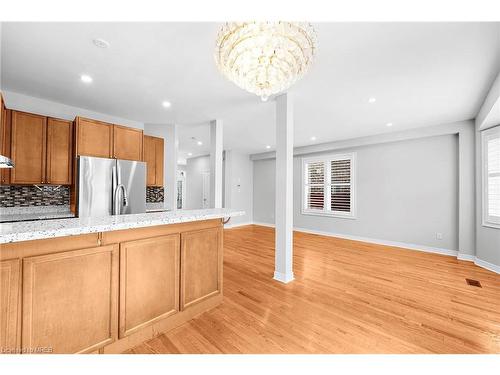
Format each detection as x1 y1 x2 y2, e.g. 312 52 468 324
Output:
77 156 146 217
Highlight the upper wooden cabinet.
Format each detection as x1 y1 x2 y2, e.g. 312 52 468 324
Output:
75 117 144 161
22 245 119 354
10 111 47 184
9 111 73 185
75 117 113 158
144 135 164 187
113 125 143 161
46 118 73 185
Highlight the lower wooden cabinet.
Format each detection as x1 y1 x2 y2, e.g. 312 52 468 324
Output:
180 227 222 310
0 259 21 354
22 245 119 354
119 234 180 338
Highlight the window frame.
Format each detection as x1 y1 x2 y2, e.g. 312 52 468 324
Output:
482 125 500 229
302 152 357 219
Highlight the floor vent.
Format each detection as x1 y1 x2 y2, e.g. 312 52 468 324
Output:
466 278 482 288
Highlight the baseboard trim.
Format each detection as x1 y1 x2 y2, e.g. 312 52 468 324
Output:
293 226 458 258
273 271 294 283
474 258 500 274
251 222 275 228
457 253 475 262
247 223 500 275
224 221 254 229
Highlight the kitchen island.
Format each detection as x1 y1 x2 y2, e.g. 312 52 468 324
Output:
0 208 244 354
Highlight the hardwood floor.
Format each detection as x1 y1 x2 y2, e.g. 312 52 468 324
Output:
125 225 500 354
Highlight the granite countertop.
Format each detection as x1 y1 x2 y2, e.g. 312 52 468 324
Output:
0 208 244 244
0 206 75 223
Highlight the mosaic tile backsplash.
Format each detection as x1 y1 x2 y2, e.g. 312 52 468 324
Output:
0 185 71 208
146 186 164 203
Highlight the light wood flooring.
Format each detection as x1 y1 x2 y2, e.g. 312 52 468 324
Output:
125 225 500 354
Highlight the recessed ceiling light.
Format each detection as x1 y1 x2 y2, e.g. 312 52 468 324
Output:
266 145 271 149
368 97 376 103
310 136 317 141
386 122 393 127
197 141 203 146
80 74 93 83
93 38 110 49
162 101 172 108
187 152 193 156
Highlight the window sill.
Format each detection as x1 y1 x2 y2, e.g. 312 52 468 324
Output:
302 210 357 220
482 221 500 230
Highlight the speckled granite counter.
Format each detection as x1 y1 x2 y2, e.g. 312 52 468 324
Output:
0 208 244 244
0 205 75 223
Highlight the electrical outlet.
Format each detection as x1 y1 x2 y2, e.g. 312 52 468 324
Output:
436 232 443 240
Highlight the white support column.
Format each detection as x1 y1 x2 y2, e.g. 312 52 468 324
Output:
210 119 223 208
274 93 294 283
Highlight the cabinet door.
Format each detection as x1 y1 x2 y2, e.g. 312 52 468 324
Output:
144 135 156 186
46 118 73 185
180 227 222 310
0 96 11 185
22 245 118 354
154 136 164 187
10 111 46 184
119 234 180 338
76 117 113 158
0 259 21 354
113 125 143 161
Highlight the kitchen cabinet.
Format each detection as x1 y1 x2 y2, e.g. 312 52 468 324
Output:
0 259 21 353
75 117 113 158
119 234 180 338
75 117 144 162
10 111 47 184
180 227 222 310
10 111 73 185
0 94 12 184
0 219 224 354
46 118 73 185
113 125 143 161
144 135 164 187
22 245 119 354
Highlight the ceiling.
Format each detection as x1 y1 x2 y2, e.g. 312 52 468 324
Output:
1 22 499 156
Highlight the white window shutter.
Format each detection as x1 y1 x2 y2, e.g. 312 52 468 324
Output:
486 131 500 223
305 161 325 210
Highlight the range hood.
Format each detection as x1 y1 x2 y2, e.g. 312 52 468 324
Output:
0 155 14 168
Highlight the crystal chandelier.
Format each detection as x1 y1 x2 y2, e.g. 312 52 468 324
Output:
215 22 317 101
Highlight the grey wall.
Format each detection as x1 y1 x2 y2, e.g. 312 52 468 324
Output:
3 91 144 129
185 155 210 210
254 134 459 251
224 150 253 225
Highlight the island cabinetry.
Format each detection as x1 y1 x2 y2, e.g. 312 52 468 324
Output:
0 259 21 353
0 218 225 354
119 234 180 338
22 245 119 354
180 227 223 310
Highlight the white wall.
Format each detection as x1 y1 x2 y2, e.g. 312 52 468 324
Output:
2 91 144 129
185 155 210 210
224 150 253 226
254 134 460 251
